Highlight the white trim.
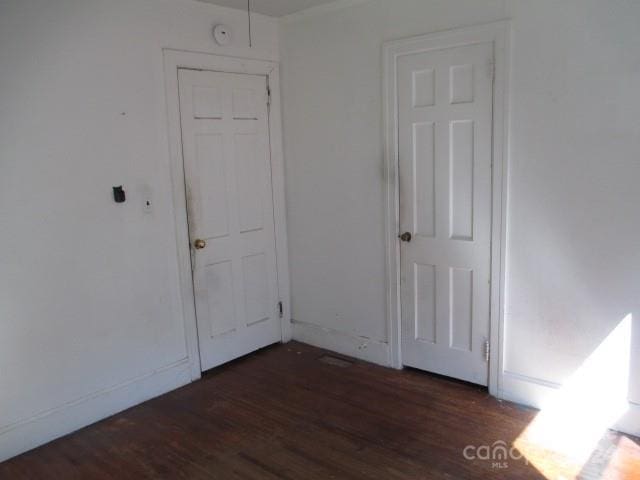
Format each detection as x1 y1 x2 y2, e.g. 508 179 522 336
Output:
291 320 390 367
0 359 191 462
280 0 372 24
266 62 293 343
383 21 511 393
162 49 292 374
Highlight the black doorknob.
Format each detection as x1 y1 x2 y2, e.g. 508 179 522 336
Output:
399 232 412 242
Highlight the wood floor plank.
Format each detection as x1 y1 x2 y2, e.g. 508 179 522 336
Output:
1 342 638 479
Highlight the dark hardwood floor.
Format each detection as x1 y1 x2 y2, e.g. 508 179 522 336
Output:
2 342 638 479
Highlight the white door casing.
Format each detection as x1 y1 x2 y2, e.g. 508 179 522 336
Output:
178 69 281 371
397 41 494 385
385 22 509 394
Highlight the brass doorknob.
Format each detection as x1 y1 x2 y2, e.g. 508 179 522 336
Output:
193 239 206 250
399 232 412 242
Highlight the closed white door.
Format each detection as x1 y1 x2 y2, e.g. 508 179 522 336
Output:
178 69 281 371
398 42 494 385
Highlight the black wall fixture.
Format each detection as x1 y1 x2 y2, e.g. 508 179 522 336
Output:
113 186 126 203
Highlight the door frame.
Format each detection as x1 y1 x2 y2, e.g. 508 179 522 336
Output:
163 49 291 381
383 21 510 395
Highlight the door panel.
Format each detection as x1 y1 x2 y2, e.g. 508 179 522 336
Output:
413 122 436 237
398 42 494 386
414 262 437 343
449 120 474 240
178 69 281 372
194 134 229 238
234 132 266 232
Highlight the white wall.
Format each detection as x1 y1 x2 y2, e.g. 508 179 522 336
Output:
281 0 640 431
281 0 506 361
500 0 640 432
0 0 278 461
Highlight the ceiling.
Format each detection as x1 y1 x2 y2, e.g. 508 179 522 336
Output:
198 0 339 17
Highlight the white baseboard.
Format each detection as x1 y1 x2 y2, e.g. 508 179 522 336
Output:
291 319 390 367
0 358 192 462
500 371 640 437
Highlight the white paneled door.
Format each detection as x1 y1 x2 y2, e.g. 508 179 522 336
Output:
178 69 281 371
398 42 494 385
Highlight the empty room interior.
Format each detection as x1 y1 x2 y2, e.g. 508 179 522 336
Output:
2 0 640 478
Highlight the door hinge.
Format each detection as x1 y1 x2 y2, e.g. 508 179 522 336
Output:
278 301 283 318
488 59 495 82
266 85 271 106
484 339 490 362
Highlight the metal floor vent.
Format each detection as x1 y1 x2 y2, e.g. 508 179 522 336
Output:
318 354 354 368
